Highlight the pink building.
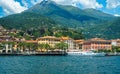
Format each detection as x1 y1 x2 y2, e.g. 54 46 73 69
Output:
82 38 111 51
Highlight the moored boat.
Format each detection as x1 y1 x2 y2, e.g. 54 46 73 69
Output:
67 51 106 56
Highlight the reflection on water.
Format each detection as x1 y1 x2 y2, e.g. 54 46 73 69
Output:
0 56 120 74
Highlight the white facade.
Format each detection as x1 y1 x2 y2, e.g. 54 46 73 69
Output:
63 39 74 50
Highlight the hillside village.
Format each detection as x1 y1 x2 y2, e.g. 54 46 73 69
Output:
0 26 120 54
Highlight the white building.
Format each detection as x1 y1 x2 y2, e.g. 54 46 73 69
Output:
111 39 120 47
61 37 74 50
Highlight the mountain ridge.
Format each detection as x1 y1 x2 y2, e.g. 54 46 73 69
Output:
25 0 115 28
0 0 119 39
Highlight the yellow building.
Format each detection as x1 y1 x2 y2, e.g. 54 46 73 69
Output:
36 36 84 51
36 36 61 48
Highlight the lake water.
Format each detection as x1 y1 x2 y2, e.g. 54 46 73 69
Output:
0 56 120 74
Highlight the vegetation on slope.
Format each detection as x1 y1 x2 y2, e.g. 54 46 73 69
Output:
0 12 84 40
84 17 120 39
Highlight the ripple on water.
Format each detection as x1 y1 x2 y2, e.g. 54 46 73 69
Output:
0 56 120 74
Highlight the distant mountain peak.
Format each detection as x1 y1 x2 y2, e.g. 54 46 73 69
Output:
39 0 56 6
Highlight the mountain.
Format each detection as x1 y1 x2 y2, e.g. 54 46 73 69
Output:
0 12 84 39
25 0 93 28
84 8 115 20
0 12 56 30
84 17 120 39
0 0 119 39
25 0 115 28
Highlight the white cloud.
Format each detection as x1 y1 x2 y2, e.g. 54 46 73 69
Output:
0 0 27 15
0 0 103 15
52 0 103 9
3 9 11 14
114 14 120 17
106 0 120 9
74 0 103 9
53 0 73 5
30 0 103 9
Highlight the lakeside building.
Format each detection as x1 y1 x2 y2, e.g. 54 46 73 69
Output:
24 40 38 52
82 38 112 51
1 35 117 53
61 37 74 50
37 36 61 47
36 36 61 51
36 36 75 51
0 36 26 53
0 40 38 53
111 39 120 47
0 40 16 53
74 40 84 50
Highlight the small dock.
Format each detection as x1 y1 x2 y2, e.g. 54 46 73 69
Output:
0 51 67 56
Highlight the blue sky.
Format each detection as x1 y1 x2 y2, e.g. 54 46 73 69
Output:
0 0 120 18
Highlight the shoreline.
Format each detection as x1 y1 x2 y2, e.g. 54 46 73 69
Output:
0 53 67 56
106 53 120 56
0 51 67 56
0 53 120 56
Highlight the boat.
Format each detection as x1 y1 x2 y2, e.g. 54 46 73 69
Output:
67 51 106 56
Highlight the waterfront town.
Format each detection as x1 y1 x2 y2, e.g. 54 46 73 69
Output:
0 26 120 55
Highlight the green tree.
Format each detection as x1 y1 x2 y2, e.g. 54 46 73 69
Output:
38 43 50 52
38 44 44 51
26 43 35 53
116 48 120 52
0 43 4 50
32 44 38 51
50 47 55 51
18 42 27 52
44 43 50 52
55 42 68 51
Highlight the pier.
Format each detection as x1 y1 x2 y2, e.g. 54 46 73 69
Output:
0 51 67 56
